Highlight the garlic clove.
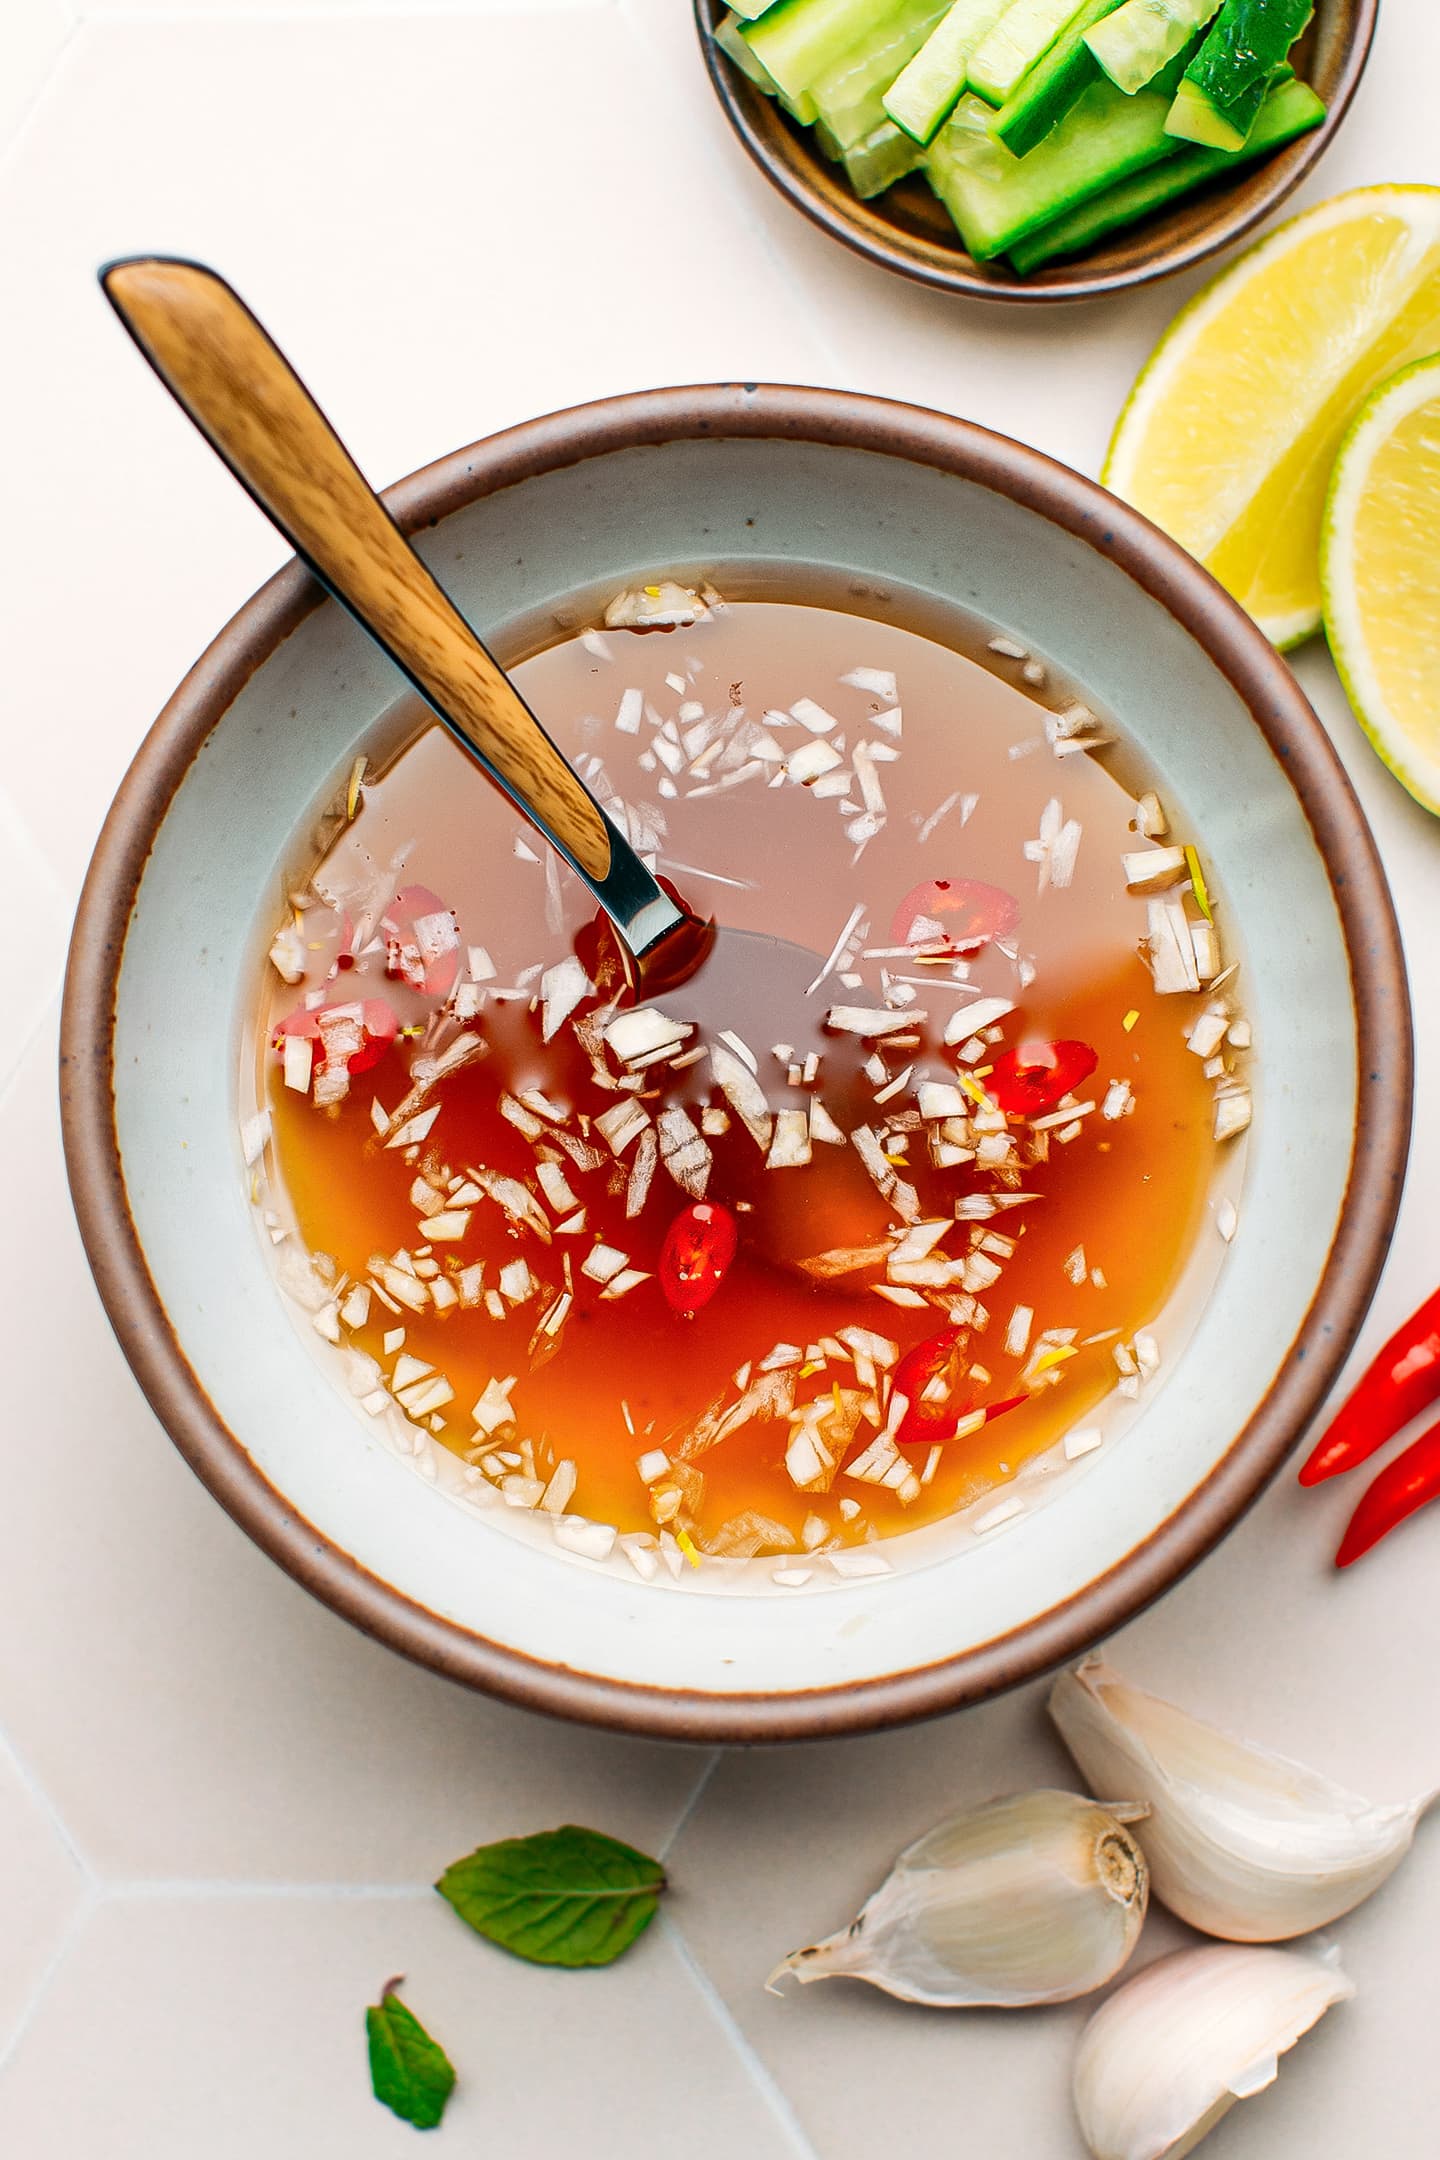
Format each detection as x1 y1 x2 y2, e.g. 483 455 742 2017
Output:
768 1789 1148 2008
1050 1655 1435 1941
1072 1941 1353 2160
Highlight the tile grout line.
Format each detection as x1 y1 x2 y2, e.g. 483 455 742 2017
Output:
0 1886 98 2080
0 1717 98 1890
659 1747 724 1863
104 1878 430 1901
0 15 82 182
661 1912 823 2160
69 3 612 21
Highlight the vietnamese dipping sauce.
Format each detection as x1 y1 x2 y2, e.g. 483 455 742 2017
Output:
244 577 1250 1583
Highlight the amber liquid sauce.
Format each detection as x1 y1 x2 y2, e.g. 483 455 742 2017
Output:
262 591 1219 1554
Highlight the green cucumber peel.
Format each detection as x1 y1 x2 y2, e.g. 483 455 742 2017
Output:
1007 74 1323 270
743 0 911 101
715 10 785 91
927 73 1180 257
992 0 1125 158
1083 0 1222 94
884 0 1012 143
1184 0 1313 99
812 0 950 149
968 0 1093 106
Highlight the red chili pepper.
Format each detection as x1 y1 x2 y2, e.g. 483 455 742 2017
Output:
274 999 398 1075
1335 1415 1440 1566
891 1332 1028 1448
988 1038 1098 1118
892 1330 967 1445
382 885 461 997
891 877 1019 954
659 1200 738 1317
1298 1285 1440 1485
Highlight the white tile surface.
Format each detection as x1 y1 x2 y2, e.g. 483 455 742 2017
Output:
4 0 1440 2151
0 1891 799 2159
0 785 69 1101
0 0 72 163
0 1742 87 2057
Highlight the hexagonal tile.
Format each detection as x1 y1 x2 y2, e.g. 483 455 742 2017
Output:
0 1017 710 1880
0 1888 799 2157
0 3 832 902
0 1738 87 2056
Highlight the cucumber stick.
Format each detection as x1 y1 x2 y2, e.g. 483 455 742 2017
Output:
715 10 820 120
844 118 928 194
715 10 784 89
742 0 910 102
1084 0 1220 94
992 0 1125 157
1007 74 1324 268
813 0 950 149
928 75 1181 256
968 0 1091 105
882 0 1012 143
1167 0 1313 148
1166 67 1267 148
728 0 782 17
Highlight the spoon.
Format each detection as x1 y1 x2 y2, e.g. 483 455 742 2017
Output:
99 256 913 1277
98 255 715 998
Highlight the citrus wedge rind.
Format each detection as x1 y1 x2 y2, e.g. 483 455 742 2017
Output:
1104 186 1440 648
1321 354 1440 818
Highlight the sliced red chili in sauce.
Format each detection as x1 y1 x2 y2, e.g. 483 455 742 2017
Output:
383 884 461 997
892 1329 969 1446
891 877 1020 954
659 1200 739 1318
988 1038 1097 1118
274 998 398 1075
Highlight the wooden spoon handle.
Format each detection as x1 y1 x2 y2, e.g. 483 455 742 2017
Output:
101 256 611 882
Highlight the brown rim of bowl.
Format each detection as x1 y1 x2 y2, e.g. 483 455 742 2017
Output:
62 382 1410 1743
694 0 1378 303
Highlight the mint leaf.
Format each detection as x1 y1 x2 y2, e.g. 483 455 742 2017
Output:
436 1824 666 1968
366 1983 456 2131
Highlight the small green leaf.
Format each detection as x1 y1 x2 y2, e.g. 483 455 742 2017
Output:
366 1984 456 2131
436 1824 666 1968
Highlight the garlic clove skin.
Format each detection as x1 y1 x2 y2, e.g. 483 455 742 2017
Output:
1073 1941 1353 2160
1050 1654 1435 1942
768 1789 1149 2008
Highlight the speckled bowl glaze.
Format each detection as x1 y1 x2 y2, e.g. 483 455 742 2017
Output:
62 385 1409 1741
695 0 1377 303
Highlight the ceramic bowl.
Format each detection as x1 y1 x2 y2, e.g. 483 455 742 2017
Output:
62 385 1409 1740
695 0 1377 302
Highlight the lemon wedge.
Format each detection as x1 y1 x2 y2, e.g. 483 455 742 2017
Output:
1105 186 1440 648
1322 355 1440 816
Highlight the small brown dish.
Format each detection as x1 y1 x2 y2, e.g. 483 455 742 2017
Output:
695 0 1378 302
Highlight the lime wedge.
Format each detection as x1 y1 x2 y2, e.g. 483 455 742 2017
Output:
1105 186 1440 648
1322 355 1440 816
